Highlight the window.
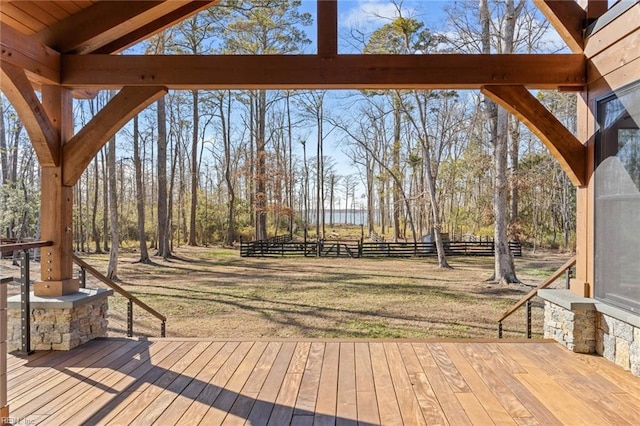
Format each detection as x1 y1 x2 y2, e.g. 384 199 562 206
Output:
595 81 640 313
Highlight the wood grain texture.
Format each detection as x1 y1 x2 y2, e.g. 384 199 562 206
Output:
533 0 585 53
61 54 586 90
7 339 640 425
62 86 166 186
482 85 586 186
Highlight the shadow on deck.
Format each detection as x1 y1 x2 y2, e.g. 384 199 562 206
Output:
7 337 640 425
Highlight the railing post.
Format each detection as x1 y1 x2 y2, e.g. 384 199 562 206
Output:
127 299 133 337
20 249 33 355
161 320 166 338
526 300 532 339
498 321 503 339
565 266 571 289
79 266 86 288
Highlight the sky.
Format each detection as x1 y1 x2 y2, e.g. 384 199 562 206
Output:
299 0 450 53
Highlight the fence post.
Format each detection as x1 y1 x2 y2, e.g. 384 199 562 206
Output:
127 299 133 337
79 266 86 288
526 300 532 339
20 250 33 355
304 228 308 257
498 321 503 339
161 320 166 338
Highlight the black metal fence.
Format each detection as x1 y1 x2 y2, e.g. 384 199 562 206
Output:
240 237 522 258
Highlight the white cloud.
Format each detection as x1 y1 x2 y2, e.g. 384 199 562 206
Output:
341 0 415 32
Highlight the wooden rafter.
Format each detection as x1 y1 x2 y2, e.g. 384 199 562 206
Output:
580 0 609 20
317 0 338 56
481 85 586 187
62 86 167 186
0 61 59 166
33 1 213 54
61 54 586 90
533 0 586 53
0 22 60 84
93 1 220 54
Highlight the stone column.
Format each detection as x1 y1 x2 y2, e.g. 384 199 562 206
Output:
7 288 113 351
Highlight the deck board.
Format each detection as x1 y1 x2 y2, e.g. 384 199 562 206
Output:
7 338 640 425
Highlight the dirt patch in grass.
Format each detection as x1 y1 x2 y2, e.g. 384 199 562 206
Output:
1 246 572 340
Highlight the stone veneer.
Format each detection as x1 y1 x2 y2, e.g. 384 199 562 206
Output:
539 289 640 377
7 288 113 351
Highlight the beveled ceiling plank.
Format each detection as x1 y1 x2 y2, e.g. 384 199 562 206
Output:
61 54 586 90
0 62 59 166
36 1 72 20
0 22 60 84
93 1 220 54
533 0 585 53
482 85 586 186
0 3 47 33
63 86 167 186
0 11 33 34
317 0 338 56
10 1 61 27
34 1 191 54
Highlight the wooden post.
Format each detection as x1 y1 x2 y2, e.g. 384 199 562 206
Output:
34 86 79 297
573 91 592 298
317 0 338 57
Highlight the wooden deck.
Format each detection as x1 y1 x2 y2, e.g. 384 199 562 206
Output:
7 338 640 425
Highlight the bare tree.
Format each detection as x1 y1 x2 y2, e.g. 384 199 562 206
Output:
132 115 150 263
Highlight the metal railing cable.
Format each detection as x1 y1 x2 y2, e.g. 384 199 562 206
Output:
72 254 166 337
497 256 576 338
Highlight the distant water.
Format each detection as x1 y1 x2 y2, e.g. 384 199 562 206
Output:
305 209 369 225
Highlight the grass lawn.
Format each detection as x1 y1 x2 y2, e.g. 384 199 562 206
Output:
2 246 572 340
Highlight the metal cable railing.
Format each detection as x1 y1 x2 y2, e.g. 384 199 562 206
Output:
0 241 53 354
72 254 166 337
497 256 576 338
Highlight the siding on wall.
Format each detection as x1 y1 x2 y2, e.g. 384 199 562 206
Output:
576 3 640 298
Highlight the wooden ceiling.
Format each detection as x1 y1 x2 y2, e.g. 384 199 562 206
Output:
0 1 218 54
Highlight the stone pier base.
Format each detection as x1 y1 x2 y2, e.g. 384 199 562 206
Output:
539 289 640 377
7 288 113 351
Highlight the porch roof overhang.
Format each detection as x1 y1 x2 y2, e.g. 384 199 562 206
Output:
0 0 595 188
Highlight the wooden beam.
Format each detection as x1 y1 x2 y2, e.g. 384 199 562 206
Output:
0 62 59 166
481 85 586 187
93 1 220 54
63 86 167 186
579 0 609 20
34 1 206 54
61 54 586 90
317 0 338 56
0 22 60 84
533 0 585 53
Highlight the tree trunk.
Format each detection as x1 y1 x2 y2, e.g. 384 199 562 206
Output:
481 0 521 283
221 92 236 246
156 96 170 259
91 157 102 253
255 91 267 241
106 133 118 280
133 115 150 263
101 149 109 252
392 96 402 242
188 89 198 246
